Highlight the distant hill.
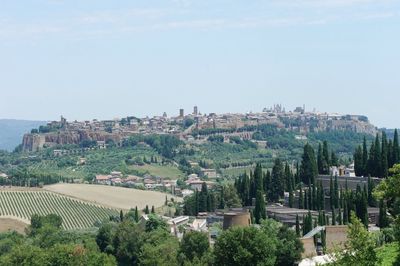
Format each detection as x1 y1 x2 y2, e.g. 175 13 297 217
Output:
0 119 47 151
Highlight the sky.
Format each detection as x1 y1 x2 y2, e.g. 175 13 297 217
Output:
0 0 399 128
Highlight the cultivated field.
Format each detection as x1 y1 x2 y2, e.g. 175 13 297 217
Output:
44 183 180 210
0 217 28 234
0 190 118 230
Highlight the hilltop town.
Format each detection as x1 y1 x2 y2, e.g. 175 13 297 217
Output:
22 105 377 152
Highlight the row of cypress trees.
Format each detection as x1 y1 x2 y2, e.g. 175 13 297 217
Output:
354 130 400 177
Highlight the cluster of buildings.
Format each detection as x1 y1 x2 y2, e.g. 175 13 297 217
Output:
22 105 377 152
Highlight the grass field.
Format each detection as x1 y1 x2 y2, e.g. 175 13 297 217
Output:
0 190 118 230
44 183 180 210
0 217 28 234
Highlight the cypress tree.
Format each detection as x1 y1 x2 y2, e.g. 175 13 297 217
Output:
331 208 336 225
120 210 124 222
134 206 139 222
308 186 312 210
254 163 264 192
296 214 301 237
289 190 294 208
388 140 394 168
254 190 266 224
145 205 149 214
322 141 330 174
219 186 226 209
374 134 382 177
367 176 375 207
362 136 369 176
151 206 155 214
338 207 343 225
300 143 318 185
271 158 284 202
299 185 304 209
329 177 334 210
378 199 389 228
334 175 339 208
304 190 308 210
354 145 363 176
394 129 400 164
367 141 376 177
312 183 317 210
318 143 324 174
331 152 338 167
343 200 348 224
381 131 389 178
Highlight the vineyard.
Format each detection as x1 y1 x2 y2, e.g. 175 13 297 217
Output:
0 191 118 230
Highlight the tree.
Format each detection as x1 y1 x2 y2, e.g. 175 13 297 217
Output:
222 183 242 208
394 129 400 165
254 190 266 224
270 158 285 202
378 199 389 228
145 215 168 232
296 214 301 237
96 223 117 253
354 146 363 177
381 131 389 178
151 206 155 214
134 206 139 223
300 144 318 185
113 221 143 265
139 229 179 266
178 231 210 263
299 185 304 209
333 212 379 266
144 205 149 214
362 136 369 176
318 143 324 174
214 226 277 266
276 225 304 266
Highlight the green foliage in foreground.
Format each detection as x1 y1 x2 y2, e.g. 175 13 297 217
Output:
376 243 399 266
0 213 303 266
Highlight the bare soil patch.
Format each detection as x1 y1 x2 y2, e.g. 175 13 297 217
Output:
0 217 29 234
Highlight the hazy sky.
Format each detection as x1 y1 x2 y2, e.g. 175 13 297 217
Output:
0 0 399 128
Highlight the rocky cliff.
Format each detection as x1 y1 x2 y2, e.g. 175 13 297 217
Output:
22 130 125 152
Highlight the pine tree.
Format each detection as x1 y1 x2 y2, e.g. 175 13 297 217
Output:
254 190 266 224
296 214 301 237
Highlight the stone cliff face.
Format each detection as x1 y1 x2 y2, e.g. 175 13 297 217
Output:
22 130 125 152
